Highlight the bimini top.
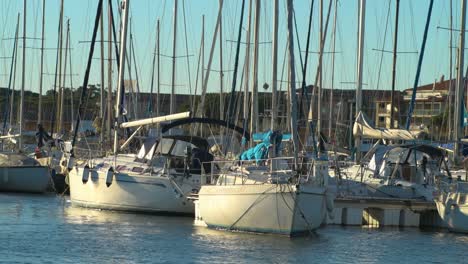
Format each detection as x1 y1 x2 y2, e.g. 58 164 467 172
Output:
366 143 446 168
161 135 209 151
161 117 250 141
397 144 446 160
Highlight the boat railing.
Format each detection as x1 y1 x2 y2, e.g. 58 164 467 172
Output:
201 157 321 186
72 146 107 160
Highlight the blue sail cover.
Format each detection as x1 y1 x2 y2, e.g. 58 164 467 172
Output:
240 130 283 162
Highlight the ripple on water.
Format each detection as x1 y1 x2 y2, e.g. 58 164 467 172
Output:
0 194 467 263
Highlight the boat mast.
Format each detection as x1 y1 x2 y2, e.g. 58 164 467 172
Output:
317 0 323 135
219 9 224 121
59 19 70 135
156 20 161 117
170 0 178 114
8 15 20 134
195 0 224 132
107 1 113 143
56 0 64 134
405 0 434 129
149 20 158 115
113 0 130 156
71 0 104 154
448 0 453 141
19 0 27 149
286 0 299 162
328 0 337 139
38 0 45 125
299 0 315 147
355 0 366 163
455 0 466 158
100 0 105 143
201 15 205 114
270 0 278 131
390 0 400 128
250 0 260 135
225 0 246 125
243 0 253 144
68 34 74 133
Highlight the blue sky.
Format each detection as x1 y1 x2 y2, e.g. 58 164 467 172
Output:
0 0 462 97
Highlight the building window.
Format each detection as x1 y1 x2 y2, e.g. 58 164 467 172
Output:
379 102 386 109
379 116 385 123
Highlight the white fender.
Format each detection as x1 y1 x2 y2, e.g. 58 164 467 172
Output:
82 165 90 184
106 167 114 187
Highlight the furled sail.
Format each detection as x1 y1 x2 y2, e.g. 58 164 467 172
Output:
353 111 416 140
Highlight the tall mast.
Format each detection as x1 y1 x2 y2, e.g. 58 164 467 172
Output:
201 15 205 112
270 0 278 131
286 0 299 162
38 0 45 125
68 34 74 132
170 0 178 114
100 0 105 143
107 0 113 142
317 0 323 135
113 0 130 155
3 14 20 136
250 0 260 135
328 0 338 139
149 20 158 115
196 0 224 128
19 0 27 149
455 0 467 157
448 0 453 140
59 18 70 135
56 0 64 133
219 9 224 121
8 15 20 133
355 0 366 163
405 0 434 129
390 0 400 128
156 19 160 117
243 0 253 142
71 0 104 154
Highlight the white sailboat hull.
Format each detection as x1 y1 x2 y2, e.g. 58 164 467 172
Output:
436 197 468 233
198 184 328 236
0 166 50 193
69 167 199 214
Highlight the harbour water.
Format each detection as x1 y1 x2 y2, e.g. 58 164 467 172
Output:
0 193 467 264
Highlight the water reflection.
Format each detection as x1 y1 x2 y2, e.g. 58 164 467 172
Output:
1 194 468 263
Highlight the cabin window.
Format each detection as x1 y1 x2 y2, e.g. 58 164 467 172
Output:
132 167 144 173
155 139 174 155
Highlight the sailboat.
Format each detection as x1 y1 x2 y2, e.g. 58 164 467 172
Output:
329 111 451 201
0 5 50 193
435 181 468 233
195 0 333 236
434 0 468 233
67 0 213 214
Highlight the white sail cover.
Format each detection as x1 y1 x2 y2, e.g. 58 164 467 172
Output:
353 111 416 140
